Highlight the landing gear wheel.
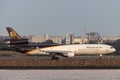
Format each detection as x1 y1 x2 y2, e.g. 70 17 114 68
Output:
51 56 59 60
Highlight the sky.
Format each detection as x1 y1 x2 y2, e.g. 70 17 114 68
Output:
0 0 120 36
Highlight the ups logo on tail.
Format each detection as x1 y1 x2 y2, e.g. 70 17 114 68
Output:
10 31 19 39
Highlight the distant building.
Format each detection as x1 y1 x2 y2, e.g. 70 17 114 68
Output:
101 36 120 43
29 34 62 44
73 37 82 44
65 33 89 44
73 37 88 44
65 34 74 44
1 32 120 45
86 32 102 44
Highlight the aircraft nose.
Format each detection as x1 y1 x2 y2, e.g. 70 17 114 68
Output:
112 48 116 52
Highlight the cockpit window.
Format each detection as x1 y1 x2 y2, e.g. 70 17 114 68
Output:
110 47 113 49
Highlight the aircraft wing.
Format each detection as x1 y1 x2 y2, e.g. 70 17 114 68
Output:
26 49 75 58
40 50 75 57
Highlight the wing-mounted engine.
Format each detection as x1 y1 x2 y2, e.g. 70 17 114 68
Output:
62 52 75 57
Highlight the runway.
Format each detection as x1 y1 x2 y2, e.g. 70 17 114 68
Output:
0 51 119 60
0 51 120 69
0 54 120 60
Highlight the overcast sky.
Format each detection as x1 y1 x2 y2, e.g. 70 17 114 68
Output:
0 0 120 36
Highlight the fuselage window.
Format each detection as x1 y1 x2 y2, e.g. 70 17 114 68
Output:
110 47 113 49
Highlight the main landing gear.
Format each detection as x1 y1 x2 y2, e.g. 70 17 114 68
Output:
99 54 103 60
51 54 63 60
51 56 60 60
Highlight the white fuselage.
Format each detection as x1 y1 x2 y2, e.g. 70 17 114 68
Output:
40 44 116 54
39 44 116 55
25 44 116 56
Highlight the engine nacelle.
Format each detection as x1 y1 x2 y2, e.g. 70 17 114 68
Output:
62 52 75 57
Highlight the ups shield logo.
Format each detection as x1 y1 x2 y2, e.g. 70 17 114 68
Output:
10 31 18 39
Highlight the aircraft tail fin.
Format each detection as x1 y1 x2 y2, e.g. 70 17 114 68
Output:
6 27 21 39
5 27 28 45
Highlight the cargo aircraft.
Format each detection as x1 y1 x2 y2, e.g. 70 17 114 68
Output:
5 27 116 60
25 44 116 59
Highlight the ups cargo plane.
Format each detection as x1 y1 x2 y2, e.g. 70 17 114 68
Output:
6 27 116 60
26 44 116 59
